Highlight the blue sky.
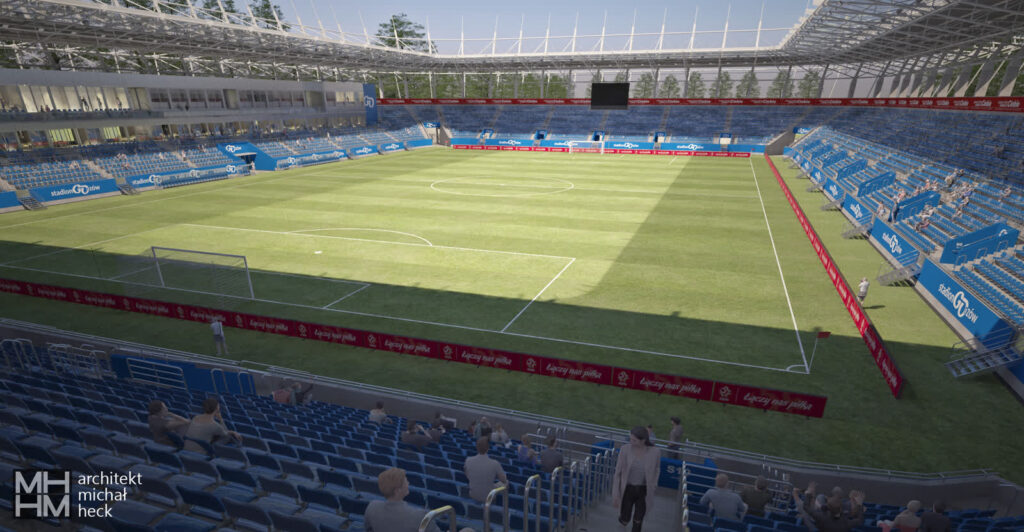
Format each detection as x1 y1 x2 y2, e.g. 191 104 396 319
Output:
279 0 816 53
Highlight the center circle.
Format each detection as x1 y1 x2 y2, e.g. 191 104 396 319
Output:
430 176 574 197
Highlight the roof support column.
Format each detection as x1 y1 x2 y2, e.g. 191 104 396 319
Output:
998 47 1024 96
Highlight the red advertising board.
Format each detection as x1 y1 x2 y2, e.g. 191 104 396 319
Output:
762 155 904 397
381 97 1024 113
0 278 828 417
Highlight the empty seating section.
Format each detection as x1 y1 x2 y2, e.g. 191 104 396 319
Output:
181 148 236 168
663 106 727 143
379 106 419 129
600 107 663 141
545 107 606 139
729 107 806 143
0 159 102 189
0 343 580 532
252 140 295 158
443 105 499 137
390 126 427 142
494 107 550 138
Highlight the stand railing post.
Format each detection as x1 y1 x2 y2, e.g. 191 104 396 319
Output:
524 474 541 532
419 505 457 532
483 484 510 532
549 466 564 531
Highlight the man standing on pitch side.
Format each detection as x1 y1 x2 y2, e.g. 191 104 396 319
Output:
210 317 228 355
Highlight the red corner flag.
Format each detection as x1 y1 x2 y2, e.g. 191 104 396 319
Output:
817 331 831 339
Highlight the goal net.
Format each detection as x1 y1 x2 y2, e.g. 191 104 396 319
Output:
148 246 255 300
567 141 604 155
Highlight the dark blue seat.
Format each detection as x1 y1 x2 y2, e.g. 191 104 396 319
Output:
223 497 272 531
268 510 319 532
176 485 226 520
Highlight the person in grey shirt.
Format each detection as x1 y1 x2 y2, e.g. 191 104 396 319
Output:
364 468 440 532
463 437 508 502
700 473 747 521
538 435 564 474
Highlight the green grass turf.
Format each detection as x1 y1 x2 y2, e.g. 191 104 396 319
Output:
0 148 1021 483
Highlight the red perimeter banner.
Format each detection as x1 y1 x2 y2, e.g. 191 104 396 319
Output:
452 145 751 157
762 156 904 397
381 97 1024 113
0 277 827 418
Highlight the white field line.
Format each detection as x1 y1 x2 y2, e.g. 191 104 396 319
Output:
0 227 165 267
500 257 576 332
321 284 371 308
1 262 798 374
291 228 434 247
256 270 370 286
749 159 809 374
179 223 574 261
108 265 157 281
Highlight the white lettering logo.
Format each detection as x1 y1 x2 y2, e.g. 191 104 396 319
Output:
385 143 400 150
226 165 236 173
938 283 979 323
224 145 242 153
849 203 863 218
617 142 639 149
355 147 371 155
676 143 703 150
364 96 375 108
498 139 521 146
882 232 902 255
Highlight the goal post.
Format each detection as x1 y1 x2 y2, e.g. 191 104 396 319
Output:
149 246 255 300
566 140 604 155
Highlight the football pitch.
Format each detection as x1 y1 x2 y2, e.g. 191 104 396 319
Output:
1 149 1023 481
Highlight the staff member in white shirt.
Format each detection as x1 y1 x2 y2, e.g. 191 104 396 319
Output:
210 317 228 355
858 277 870 303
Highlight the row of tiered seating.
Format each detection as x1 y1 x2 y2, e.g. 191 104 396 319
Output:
94 152 190 180
0 159 103 189
0 343 576 532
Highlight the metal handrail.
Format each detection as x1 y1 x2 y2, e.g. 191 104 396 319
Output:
523 474 541 532
419 505 457 532
483 485 510 532
567 461 579 531
549 465 564 531
581 456 592 523
0 319 1006 483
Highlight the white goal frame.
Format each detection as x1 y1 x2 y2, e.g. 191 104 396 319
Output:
150 246 255 299
567 140 604 155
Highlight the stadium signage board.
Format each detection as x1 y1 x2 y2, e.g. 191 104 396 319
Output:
764 156 905 397
405 139 434 149
29 179 118 204
822 179 844 201
841 195 871 226
917 260 1012 347
0 191 20 211
380 143 404 153
868 218 919 265
940 223 1019 265
0 277 828 418
379 97 1024 113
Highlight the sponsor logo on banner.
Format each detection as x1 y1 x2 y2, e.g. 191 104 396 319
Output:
498 139 521 146
938 283 979 323
849 202 863 219
363 96 375 108
224 144 242 153
3 275 829 418
883 232 903 256
354 147 372 155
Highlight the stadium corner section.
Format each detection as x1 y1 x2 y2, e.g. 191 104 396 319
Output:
764 154 904 398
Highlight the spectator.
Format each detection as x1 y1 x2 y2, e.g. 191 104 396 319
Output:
646 424 656 442
740 476 773 517
1001 185 1013 199
210 317 227 355
919 501 952 532
700 473 747 521
368 401 392 424
876 204 887 220
427 423 444 443
271 381 312 405
473 417 492 439
857 277 869 303
667 416 684 455
489 423 510 445
364 468 441 532
147 400 189 446
183 397 242 452
400 424 434 450
538 435 564 474
795 488 863 532
915 217 931 232
464 436 507 503
612 426 661 532
877 500 922 532
517 434 539 466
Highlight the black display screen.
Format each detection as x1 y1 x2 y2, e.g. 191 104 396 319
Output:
590 83 629 110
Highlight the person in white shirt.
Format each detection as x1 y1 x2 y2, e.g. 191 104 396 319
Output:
858 278 870 303
210 318 228 355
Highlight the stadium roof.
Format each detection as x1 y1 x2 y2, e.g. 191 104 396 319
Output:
0 0 1022 79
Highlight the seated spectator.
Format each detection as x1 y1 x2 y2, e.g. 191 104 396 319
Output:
364 468 441 532
538 435 564 474
700 473 747 521
183 397 242 452
368 401 392 424
919 500 952 532
489 423 510 445
427 423 445 443
400 424 434 450
464 436 508 503
1002 185 1013 199
740 476 773 517
795 488 863 532
517 434 539 466
877 500 922 532
473 417 492 439
273 381 313 406
147 400 189 446
915 217 930 232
